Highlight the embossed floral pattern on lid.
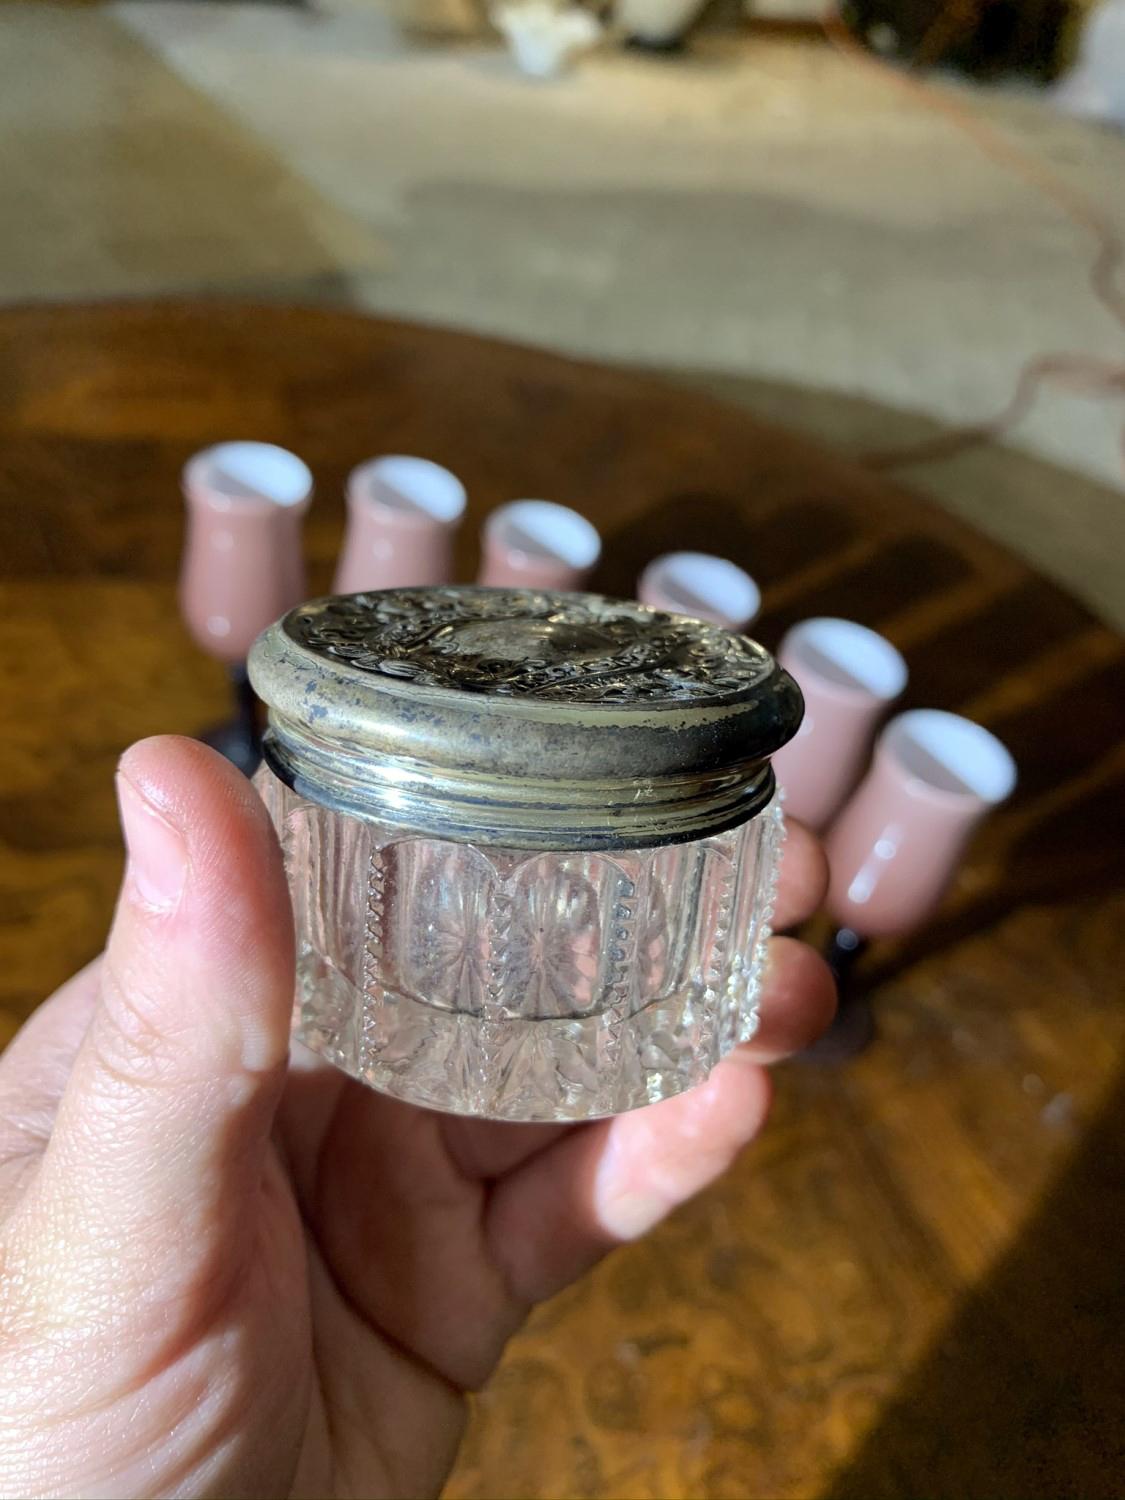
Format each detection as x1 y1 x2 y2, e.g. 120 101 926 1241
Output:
284 585 774 702
249 587 803 850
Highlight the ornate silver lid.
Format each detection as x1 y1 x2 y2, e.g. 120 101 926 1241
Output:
248 587 802 850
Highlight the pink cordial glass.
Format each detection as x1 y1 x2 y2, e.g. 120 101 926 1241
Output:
478 500 601 591
771 617 908 831
180 441 313 774
826 708 1018 939
807 708 1016 1061
334 456 466 594
637 552 761 631
181 441 313 663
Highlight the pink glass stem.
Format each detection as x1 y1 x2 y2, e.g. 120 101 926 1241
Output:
197 665 262 778
825 926 866 984
799 927 874 1062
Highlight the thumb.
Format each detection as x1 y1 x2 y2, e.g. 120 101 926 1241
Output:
27 735 295 1281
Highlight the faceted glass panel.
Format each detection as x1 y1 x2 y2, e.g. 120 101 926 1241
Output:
257 767 784 1121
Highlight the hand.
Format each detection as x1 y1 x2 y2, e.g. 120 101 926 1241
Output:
0 737 834 1499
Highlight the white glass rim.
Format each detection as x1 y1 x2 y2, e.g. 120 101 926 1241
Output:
489 499 601 569
186 441 313 508
882 708 1018 805
349 454 467 525
782 617 908 702
641 551 761 627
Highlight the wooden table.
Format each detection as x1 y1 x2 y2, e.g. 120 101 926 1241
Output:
2 303 1123 1499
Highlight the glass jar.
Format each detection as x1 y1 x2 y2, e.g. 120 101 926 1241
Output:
249 587 802 1121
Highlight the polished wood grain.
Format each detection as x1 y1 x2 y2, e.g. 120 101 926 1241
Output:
2 303 1122 1499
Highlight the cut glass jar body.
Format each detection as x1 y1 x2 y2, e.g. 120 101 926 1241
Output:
257 767 784 1121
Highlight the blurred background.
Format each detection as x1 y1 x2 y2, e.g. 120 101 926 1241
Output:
3 0 1124 623
2 2 1124 1497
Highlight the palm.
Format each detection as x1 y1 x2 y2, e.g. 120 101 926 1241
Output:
0 992 812 1499
278 1060 548 1499
276 1053 727 1498
0 739 833 1500
0 1001 560 1499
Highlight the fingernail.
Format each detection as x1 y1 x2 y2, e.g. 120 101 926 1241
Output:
116 773 188 912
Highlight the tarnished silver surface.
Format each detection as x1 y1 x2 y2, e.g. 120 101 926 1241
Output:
249 587 802 850
284 586 775 701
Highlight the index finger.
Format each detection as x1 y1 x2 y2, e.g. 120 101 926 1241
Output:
773 816 828 930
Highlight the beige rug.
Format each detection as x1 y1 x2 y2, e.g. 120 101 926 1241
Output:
3 0 1122 623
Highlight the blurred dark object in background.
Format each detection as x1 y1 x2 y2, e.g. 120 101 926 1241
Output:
839 0 1074 79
